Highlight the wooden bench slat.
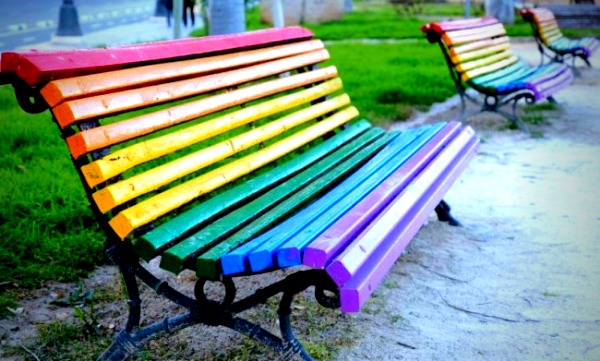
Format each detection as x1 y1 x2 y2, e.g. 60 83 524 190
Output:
533 67 574 100
93 93 352 214
274 123 457 269
443 23 506 46
338 128 479 312
461 55 519 81
302 121 461 269
41 40 325 107
108 106 359 239
134 120 373 261
81 78 343 188
51 49 330 126
425 16 497 33
449 37 510 58
455 50 513 73
468 61 528 86
192 127 385 279
160 129 393 275
1 26 314 86
474 62 569 98
65 66 338 158
327 128 477 287
216 125 433 277
451 41 510 63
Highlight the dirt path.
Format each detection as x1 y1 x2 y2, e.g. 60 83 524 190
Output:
335 42 600 361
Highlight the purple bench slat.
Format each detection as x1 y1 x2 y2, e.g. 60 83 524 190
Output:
338 127 479 312
531 67 574 100
302 121 462 270
326 126 478 288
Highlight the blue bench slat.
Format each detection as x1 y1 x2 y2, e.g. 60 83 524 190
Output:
134 120 372 260
274 122 458 269
326 126 478 286
534 67 574 100
475 62 570 98
243 125 438 273
337 127 479 312
158 127 386 274
218 124 434 276
472 62 534 90
194 130 398 279
302 121 462 270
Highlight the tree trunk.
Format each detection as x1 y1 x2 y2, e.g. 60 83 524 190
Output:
485 0 514 24
208 0 246 35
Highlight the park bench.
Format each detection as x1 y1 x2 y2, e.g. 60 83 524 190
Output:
520 7 600 70
422 16 575 132
0 26 479 360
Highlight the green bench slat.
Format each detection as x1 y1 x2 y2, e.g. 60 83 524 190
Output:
470 62 531 88
134 120 372 260
213 125 433 278
243 124 440 273
194 131 399 279
158 127 391 275
274 122 448 269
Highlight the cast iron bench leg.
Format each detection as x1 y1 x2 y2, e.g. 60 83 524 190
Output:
435 199 461 226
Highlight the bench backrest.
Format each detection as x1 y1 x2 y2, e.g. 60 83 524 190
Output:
520 8 564 46
0 27 360 242
422 17 518 83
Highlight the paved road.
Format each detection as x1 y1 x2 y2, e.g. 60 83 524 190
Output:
0 0 158 51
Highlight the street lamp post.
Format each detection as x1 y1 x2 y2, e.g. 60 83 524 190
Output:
52 0 83 45
56 0 82 37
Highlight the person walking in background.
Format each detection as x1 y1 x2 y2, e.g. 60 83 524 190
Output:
183 0 196 27
161 0 174 27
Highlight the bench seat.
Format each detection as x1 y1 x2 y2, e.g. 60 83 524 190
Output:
520 8 600 68
422 16 574 131
0 26 478 360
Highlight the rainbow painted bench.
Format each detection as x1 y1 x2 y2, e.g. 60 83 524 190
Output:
0 27 478 360
520 8 600 70
422 16 574 132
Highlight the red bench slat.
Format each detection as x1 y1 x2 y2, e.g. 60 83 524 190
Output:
0 26 314 86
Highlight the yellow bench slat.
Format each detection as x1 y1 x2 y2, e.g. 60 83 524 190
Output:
455 49 513 73
81 78 344 188
461 55 519 81
52 49 330 128
93 94 353 214
41 40 325 107
449 36 509 57
108 106 359 239
65 66 339 159
451 42 511 63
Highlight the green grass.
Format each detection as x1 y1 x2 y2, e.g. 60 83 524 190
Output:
0 85 106 313
325 40 456 124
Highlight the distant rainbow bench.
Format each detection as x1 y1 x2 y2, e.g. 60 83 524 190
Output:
0 26 478 361
520 7 600 69
422 16 574 132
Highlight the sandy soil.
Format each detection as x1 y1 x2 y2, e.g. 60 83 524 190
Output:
335 41 600 361
2 40 600 361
